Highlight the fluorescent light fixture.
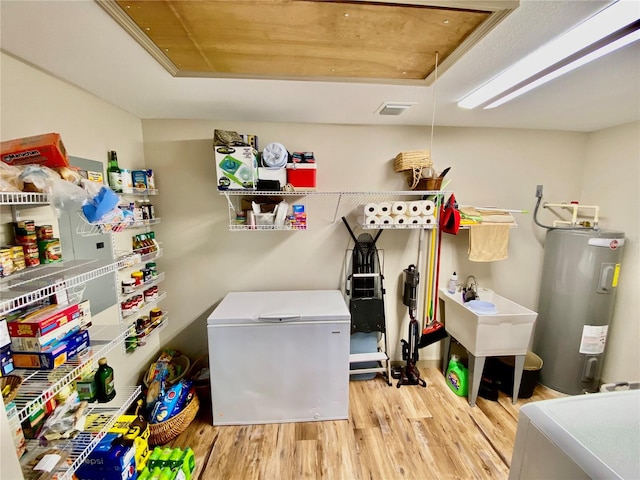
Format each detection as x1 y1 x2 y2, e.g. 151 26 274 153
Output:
458 0 640 109
376 102 416 115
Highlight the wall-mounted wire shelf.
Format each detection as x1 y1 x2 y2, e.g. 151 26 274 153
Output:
0 259 123 316
121 291 167 322
8 324 131 423
0 191 50 205
120 188 158 196
13 385 141 480
75 213 161 237
119 273 165 304
116 246 163 269
125 312 169 353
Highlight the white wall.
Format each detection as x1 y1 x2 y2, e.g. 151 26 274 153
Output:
582 121 640 382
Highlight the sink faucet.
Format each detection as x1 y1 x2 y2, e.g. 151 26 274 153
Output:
463 275 478 302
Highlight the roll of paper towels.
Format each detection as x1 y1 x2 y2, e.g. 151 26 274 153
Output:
379 215 393 225
393 214 409 225
392 201 408 215
409 216 424 225
378 202 392 215
408 201 423 217
358 215 380 225
423 215 436 225
422 200 435 216
357 203 379 216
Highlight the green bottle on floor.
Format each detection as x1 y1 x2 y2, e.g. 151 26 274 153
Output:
446 355 468 397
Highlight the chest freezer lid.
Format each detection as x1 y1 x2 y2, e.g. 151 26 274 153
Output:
207 290 350 325
520 390 640 479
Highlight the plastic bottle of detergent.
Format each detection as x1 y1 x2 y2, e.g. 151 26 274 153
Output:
447 272 457 294
446 355 468 397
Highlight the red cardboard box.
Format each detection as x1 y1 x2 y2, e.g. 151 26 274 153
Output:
1 133 69 168
8 303 80 337
286 163 316 190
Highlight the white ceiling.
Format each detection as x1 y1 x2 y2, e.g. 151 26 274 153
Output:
1 0 639 132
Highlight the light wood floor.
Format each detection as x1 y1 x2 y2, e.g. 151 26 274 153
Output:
169 368 563 480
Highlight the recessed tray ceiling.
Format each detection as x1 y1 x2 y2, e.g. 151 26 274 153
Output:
98 0 517 84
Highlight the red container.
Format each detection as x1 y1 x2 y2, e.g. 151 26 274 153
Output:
286 163 316 190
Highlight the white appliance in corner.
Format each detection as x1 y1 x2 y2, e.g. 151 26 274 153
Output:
207 290 351 425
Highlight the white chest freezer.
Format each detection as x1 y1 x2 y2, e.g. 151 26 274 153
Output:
207 290 351 425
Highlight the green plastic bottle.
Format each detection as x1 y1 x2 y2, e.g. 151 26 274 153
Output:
95 357 116 402
446 355 468 397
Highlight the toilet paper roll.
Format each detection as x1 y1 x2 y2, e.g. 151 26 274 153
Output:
423 215 436 225
379 215 393 225
408 201 423 217
409 216 424 224
357 203 379 216
392 214 409 225
422 200 435 216
391 201 408 215
378 202 392 215
358 215 380 225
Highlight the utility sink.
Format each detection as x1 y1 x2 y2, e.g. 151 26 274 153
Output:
440 287 537 357
439 287 538 406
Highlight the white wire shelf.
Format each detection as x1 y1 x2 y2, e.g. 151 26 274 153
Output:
229 224 307 231
8 324 131 423
0 191 50 205
116 246 163 269
17 386 141 480
120 291 167 322
119 187 158 196
0 259 122 316
125 312 169 353
118 273 166 303
361 222 439 230
75 212 161 237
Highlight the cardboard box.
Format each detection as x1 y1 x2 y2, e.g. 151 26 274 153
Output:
8 303 80 337
0 318 10 348
12 329 90 370
76 433 137 478
0 344 15 376
1 133 69 168
215 145 257 190
286 163 316 190
78 299 92 329
10 318 80 352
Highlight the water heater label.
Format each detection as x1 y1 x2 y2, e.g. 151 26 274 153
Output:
587 238 625 249
580 325 608 354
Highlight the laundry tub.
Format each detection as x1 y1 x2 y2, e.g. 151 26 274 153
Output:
439 287 537 406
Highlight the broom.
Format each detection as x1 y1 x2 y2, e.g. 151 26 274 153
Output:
418 210 448 348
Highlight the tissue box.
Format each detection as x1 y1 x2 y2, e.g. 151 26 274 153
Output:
215 145 257 190
286 163 316 190
1 133 69 168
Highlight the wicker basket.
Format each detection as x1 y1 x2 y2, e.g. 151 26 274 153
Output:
0 375 22 404
393 150 432 173
149 394 200 446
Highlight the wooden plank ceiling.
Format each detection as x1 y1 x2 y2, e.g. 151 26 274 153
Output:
104 0 511 84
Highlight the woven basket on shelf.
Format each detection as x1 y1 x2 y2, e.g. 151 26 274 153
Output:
0 375 22 404
393 150 432 173
149 394 200 446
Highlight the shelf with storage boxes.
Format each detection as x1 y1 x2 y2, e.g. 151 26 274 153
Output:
220 191 309 231
0 191 140 480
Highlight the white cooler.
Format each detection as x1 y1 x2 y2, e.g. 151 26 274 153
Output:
207 290 351 425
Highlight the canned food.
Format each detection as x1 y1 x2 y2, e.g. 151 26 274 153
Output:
13 220 35 237
122 279 135 294
15 234 37 245
36 225 54 241
22 243 40 267
38 238 62 263
150 308 162 321
131 271 144 286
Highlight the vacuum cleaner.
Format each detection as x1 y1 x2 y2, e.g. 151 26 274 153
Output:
392 264 426 388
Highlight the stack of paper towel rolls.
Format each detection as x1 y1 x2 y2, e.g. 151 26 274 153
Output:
357 201 436 225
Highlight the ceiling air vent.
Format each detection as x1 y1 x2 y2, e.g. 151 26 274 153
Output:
376 102 416 116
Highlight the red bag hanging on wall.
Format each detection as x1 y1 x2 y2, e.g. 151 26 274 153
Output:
440 193 460 235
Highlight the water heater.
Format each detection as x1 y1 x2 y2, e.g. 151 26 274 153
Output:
533 229 624 394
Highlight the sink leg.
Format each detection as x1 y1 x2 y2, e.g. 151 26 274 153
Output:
468 354 485 407
512 354 526 405
442 334 451 375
